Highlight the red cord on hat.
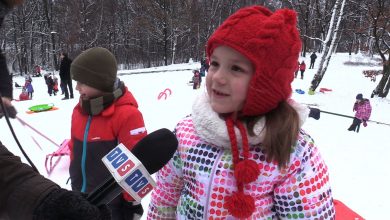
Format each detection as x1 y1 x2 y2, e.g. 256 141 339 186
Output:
225 116 260 218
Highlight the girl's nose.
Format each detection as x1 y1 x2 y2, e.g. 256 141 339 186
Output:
212 68 227 84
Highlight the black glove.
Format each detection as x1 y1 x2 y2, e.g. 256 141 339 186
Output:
33 188 111 220
121 200 144 220
0 104 17 118
1 0 24 8
308 107 320 120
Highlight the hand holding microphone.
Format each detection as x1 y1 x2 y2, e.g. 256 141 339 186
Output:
33 188 111 220
87 128 178 207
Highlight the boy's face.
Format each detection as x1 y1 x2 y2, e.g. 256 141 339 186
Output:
75 82 104 100
206 46 254 115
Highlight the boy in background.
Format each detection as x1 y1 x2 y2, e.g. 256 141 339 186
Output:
69 47 147 220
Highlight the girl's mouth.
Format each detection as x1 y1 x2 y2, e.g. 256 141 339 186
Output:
213 89 229 96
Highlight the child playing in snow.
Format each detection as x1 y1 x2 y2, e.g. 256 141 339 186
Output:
24 74 32 83
348 93 372 133
24 80 33 99
18 87 29 101
299 60 306 79
147 5 335 219
69 47 147 220
192 70 201 89
34 65 41 77
44 73 55 96
53 75 59 95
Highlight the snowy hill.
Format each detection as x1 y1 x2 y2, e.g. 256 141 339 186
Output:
1 53 389 219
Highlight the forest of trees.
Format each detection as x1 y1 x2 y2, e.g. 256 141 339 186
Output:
1 0 389 95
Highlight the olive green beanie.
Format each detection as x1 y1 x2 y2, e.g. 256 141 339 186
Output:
71 47 117 92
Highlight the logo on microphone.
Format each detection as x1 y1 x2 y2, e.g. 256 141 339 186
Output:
118 160 135 176
102 144 156 202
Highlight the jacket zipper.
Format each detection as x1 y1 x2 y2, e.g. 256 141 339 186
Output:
80 115 92 193
204 148 224 219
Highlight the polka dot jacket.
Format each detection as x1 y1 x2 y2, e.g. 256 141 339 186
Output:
147 93 335 219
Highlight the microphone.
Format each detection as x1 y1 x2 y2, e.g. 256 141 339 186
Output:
87 128 178 206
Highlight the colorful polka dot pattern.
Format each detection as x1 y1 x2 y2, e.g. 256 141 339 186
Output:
147 117 335 219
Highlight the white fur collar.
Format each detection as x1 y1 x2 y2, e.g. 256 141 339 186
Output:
191 92 309 149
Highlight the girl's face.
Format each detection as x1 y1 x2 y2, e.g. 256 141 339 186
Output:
75 82 104 100
206 46 254 115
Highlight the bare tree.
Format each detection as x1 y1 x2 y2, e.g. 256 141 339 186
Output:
309 0 347 93
42 0 58 70
369 0 390 97
1 0 388 79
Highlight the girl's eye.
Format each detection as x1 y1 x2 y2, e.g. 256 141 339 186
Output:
210 61 219 67
231 65 243 72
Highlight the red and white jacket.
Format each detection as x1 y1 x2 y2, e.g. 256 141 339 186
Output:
147 93 335 219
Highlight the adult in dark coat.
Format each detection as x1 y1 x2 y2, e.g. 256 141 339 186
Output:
0 0 19 118
59 52 74 99
0 141 111 220
0 1 110 219
309 52 317 69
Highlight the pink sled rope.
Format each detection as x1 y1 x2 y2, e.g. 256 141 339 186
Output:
16 116 70 174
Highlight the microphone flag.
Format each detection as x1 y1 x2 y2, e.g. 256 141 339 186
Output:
102 143 156 202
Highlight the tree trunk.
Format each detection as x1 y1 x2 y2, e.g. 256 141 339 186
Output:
171 30 177 65
309 0 345 92
163 23 168 66
374 62 390 97
42 0 57 71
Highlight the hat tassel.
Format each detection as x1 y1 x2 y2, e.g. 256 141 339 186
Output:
225 117 259 218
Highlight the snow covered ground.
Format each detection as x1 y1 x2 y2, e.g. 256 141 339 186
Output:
1 53 389 219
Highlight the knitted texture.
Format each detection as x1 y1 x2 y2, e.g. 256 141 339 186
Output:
0 0 23 8
206 6 302 116
33 188 110 220
225 116 260 218
71 47 117 92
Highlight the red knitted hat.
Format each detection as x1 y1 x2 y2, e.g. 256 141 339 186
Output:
206 6 302 116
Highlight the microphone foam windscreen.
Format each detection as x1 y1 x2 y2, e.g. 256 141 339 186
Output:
131 128 178 174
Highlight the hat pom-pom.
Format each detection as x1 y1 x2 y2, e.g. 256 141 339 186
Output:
225 191 256 218
234 159 260 184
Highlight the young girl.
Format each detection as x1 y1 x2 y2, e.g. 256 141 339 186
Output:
147 5 335 219
348 93 372 132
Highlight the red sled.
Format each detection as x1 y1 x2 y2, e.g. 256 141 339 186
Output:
319 87 333 93
19 92 30 101
45 139 71 175
334 199 365 220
